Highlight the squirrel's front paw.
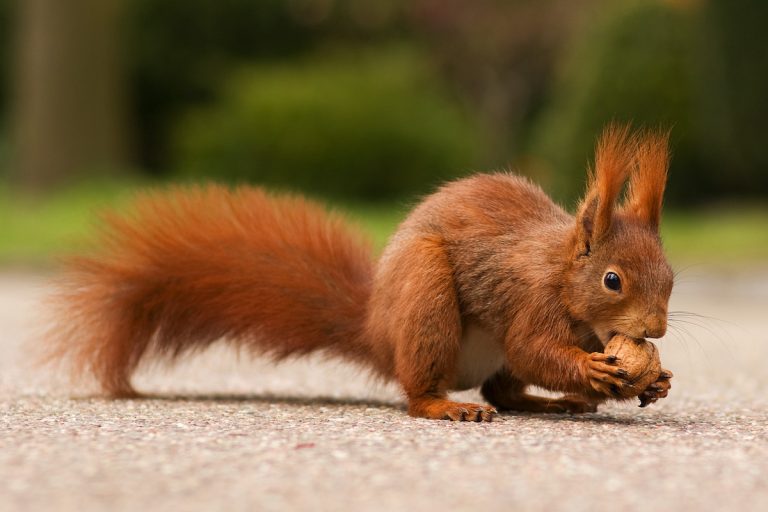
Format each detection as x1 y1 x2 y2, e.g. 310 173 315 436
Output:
585 352 634 398
638 369 673 407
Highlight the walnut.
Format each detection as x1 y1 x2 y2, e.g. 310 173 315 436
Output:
604 334 661 398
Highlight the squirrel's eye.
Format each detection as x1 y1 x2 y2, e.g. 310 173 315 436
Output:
603 272 622 291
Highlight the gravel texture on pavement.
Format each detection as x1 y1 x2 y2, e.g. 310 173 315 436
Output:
1 270 767 512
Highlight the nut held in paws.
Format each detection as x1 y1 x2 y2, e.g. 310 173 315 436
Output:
604 335 661 398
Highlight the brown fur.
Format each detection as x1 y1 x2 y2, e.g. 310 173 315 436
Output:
621 128 670 230
45 187 379 396
44 125 675 420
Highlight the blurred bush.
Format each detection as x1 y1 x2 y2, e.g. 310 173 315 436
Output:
527 0 697 203
696 0 768 199
0 0 9 114
127 0 410 173
528 0 768 205
170 46 488 200
408 0 593 163
0 0 10 178
3 0 767 205
127 0 323 171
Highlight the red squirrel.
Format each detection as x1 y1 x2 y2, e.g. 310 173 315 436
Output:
46 124 674 421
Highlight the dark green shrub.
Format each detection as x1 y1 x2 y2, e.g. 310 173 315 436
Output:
126 0 409 172
170 46 489 200
127 0 318 170
0 0 12 179
0 0 11 122
527 0 699 204
696 0 768 198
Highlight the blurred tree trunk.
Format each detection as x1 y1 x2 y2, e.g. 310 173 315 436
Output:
12 0 129 191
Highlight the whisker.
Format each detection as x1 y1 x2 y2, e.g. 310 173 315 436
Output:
663 323 697 367
667 317 733 351
667 322 707 357
669 310 746 335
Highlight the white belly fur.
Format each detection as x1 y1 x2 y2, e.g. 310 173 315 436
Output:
453 322 505 390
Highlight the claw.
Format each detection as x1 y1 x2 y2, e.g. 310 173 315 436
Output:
481 407 498 422
638 393 658 407
633 368 674 408
586 352 636 398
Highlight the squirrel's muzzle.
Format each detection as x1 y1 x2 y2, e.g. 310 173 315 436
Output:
643 314 667 338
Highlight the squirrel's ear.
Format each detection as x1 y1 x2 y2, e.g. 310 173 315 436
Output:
620 129 670 231
574 124 634 255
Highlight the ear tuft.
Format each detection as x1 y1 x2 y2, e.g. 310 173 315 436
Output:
622 129 670 230
575 123 635 253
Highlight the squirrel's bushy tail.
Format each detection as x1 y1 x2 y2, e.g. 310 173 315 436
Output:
45 185 375 396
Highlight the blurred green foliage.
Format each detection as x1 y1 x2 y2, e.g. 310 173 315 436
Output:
2 0 768 207
0 0 9 121
127 0 325 170
696 0 768 197
0 0 11 175
527 0 697 203
527 0 768 205
0 181 139 265
661 206 768 265
0 1 7 179
171 47 488 200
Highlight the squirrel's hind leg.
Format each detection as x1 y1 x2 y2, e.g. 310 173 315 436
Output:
481 369 598 414
384 235 496 422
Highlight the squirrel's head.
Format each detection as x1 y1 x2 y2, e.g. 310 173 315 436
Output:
563 125 673 344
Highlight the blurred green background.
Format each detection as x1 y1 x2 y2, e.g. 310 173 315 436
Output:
0 0 766 268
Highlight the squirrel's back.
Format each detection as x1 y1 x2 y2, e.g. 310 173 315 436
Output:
376 173 572 319
385 173 570 254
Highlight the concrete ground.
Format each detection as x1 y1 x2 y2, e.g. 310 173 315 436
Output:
1 269 767 512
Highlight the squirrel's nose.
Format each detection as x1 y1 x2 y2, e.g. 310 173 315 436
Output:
643 315 667 338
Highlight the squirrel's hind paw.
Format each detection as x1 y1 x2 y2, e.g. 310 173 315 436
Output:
408 398 497 422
